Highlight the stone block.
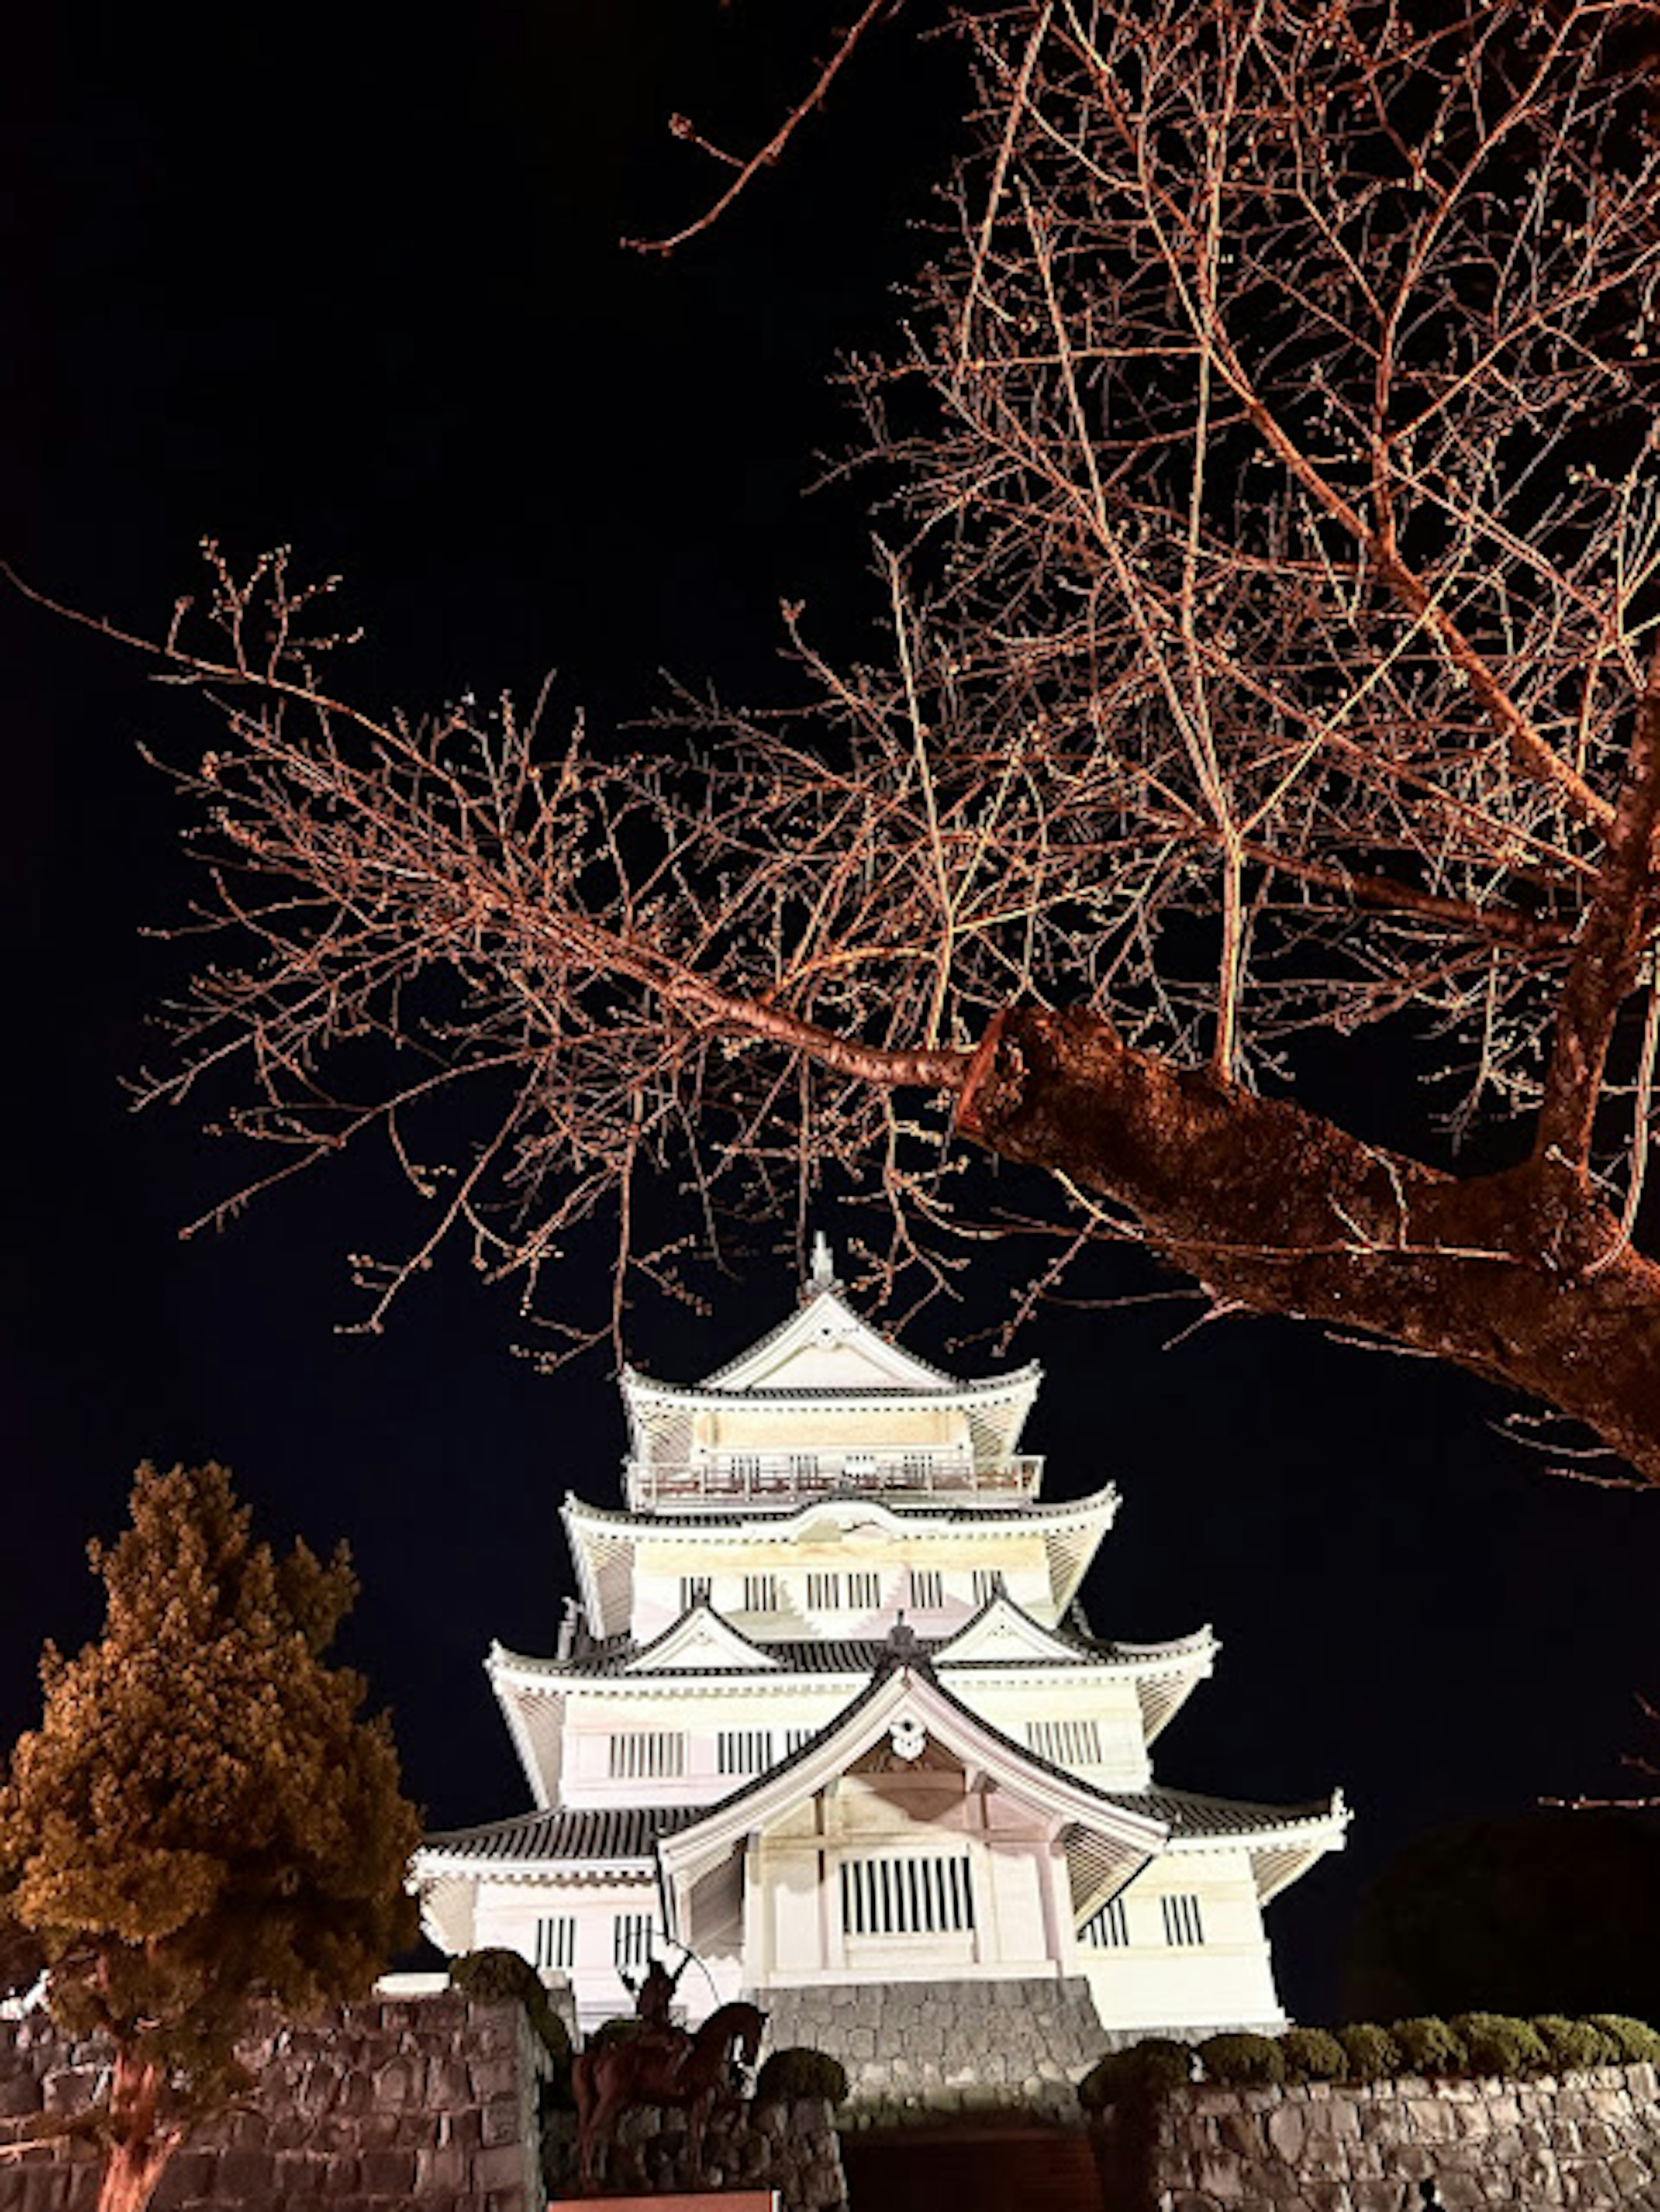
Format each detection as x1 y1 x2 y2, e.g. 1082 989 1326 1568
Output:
0 2073 45 2118
416 2144 471 2194
1349 2186 1408 2212
1269 2104 1309 2161
217 2146 277 2196
1612 2150 1655 2195
1405 2100 1457 2143
1194 2150 1248 2199
467 2057 517 2101
1219 2110 1265 2158
1431 2173 1485 2210
470 2139 527 2193
359 2145 418 2195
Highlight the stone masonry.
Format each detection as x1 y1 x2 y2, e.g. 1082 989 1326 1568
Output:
546 2094 847 2212
1092 2062 1660 2212
760 1975 1105 2125
0 1995 550 2212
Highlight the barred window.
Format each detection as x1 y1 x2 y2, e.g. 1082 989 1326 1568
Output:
788 1453 820 1482
806 1572 841 1611
608 1731 686 1781
1161 1893 1204 1947
718 1728 773 1776
846 1572 881 1609
613 1914 655 1972
743 1574 779 1613
900 1451 935 1481
972 1570 1000 1606
679 1576 711 1612
533 1915 576 1971
1081 1897 1129 1950
784 1726 817 1756
731 1453 762 1484
908 1569 945 1611
840 1854 974 1937
1027 1718 1103 1767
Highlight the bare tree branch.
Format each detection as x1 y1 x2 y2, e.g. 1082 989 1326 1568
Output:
34 0 1660 1478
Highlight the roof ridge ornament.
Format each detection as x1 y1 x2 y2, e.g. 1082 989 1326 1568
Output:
805 1229 840 1299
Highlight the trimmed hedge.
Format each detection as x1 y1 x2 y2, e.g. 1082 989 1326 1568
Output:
1534 2015 1616 2072
1078 2037 1193 2111
1197 2032 1285 2086
1078 2010 1660 2108
1279 2027 1346 2083
1589 2014 1660 2063
753 2046 850 2106
1450 2012 1549 2078
1338 2023 1401 2083
1391 2017 1467 2076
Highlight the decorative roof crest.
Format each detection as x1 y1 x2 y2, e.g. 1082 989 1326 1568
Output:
804 1229 841 1300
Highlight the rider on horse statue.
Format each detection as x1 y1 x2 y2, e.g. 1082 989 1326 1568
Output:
619 1953 693 2081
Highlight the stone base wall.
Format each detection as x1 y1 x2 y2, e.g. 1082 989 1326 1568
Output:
759 1977 1105 2125
1093 2062 1660 2212
0 1996 550 2212
547 2095 847 2212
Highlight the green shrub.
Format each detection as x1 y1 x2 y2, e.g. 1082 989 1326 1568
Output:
1077 2037 1194 2110
1389 2017 1467 2076
1338 2023 1401 2082
1279 2027 1346 2083
1197 2033 1286 2086
1449 2013 1549 2077
753 2047 849 2106
1532 2016 1616 2072
448 1948 571 2062
1587 2014 1660 2063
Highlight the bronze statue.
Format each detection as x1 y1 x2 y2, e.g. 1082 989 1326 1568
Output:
573 1994 766 2190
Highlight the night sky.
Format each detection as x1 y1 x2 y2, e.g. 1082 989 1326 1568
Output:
5 1 1657 2025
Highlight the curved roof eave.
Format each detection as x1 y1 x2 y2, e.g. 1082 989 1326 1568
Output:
561 1482 1120 1544
620 1368 1043 1413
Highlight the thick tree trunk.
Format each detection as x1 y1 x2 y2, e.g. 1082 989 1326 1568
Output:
957 1007 1660 1482
96 2053 177 2212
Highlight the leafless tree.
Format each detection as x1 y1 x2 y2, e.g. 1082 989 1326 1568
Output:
38 0 1660 1475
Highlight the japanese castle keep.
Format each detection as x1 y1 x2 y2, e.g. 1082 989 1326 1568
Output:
416 1238 1347 2048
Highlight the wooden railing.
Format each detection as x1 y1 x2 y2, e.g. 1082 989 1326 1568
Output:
627 1452 1042 1509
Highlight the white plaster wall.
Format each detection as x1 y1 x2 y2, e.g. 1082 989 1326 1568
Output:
629 1528 1058 1642
471 1873 743 2032
1077 1849 1284 2033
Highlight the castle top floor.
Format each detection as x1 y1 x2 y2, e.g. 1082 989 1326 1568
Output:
620 1238 1042 1515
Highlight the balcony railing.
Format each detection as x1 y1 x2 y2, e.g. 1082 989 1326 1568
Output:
626 1451 1042 1510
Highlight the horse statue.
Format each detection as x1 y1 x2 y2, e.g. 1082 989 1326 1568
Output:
573 1998 767 2189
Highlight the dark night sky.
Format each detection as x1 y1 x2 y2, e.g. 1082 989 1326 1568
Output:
4 0 1657 2024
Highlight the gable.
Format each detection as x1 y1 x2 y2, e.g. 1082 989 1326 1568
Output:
931 1594 1087 1668
702 1292 960 1395
622 1604 782 1674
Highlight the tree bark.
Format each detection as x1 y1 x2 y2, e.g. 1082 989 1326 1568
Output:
96 2052 177 2212
956 1006 1660 1481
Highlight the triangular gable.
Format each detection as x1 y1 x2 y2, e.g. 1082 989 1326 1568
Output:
930 1590 1092 1668
700 1290 964 1395
621 1602 782 1674
657 1660 1168 1918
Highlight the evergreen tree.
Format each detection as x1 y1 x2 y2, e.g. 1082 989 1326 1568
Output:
0 1463 422 2212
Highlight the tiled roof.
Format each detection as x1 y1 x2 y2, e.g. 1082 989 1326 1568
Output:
1102 1787 1340 1839
565 1488 1116 1535
542 1620 1200 1680
420 1804 698 1866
